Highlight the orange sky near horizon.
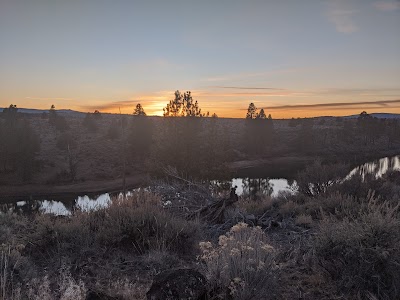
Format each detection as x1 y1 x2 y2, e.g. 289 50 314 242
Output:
6 93 398 119
1 1 399 119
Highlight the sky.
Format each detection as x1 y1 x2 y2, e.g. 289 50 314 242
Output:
0 0 399 118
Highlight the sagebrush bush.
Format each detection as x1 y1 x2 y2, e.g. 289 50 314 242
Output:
94 196 200 254
199 222 278 300
28 191 200 257
26 267 86 300
237 195 276 216
314 198 400 300
278 192 364 221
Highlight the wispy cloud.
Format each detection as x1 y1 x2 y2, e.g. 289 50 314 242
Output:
25 97 73 101
79 100 141 112
259 99 400 111
202 68 299 82
211 86 284 90
373 1 400 11
327 0 359 33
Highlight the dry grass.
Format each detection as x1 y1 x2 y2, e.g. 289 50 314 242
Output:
237 195 276 216
2 170 400 299
0 191 201 299
314 197 400 300
294 214 313 227
28 191 200 257
199 222 278 300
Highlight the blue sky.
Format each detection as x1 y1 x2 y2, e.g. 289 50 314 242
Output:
0 0 399 117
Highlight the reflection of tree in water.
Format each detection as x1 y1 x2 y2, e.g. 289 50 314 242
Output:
209 180 232 197
242 178 273 200
351 155 400 179
0 196 77 215
58 198 77 213
0 200 41 215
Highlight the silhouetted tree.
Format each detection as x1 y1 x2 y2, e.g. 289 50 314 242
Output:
93 110 102 118
133 103 147 116
257 108 266 119
246 103 257 119
163 90 204 117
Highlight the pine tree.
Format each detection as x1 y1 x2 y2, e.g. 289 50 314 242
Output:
246 103 258 119
133 103 146 116
163 90 203 117
257 108 266 119
163 90 184 117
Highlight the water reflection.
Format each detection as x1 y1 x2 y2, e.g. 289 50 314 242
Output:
1 155 399 215
232 178 292 199
1 179 292 215
348 155 400 179
1 194 113 216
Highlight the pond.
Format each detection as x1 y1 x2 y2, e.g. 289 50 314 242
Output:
1 155 399 215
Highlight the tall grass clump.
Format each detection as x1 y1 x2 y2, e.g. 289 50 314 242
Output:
26 266 86 300
93 192 201 255
29 191 201 257
199 222 278 300
314 198 400 299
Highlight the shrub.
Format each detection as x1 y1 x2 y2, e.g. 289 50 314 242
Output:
199 222 278 300
294 214 313 227
278 192 362 221
29 192 200 257
94 195 200 255
27 267 86 300
314 198 400 299
296 160 348 197
237 195 276 216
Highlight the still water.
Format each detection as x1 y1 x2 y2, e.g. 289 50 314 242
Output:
2 155 399 216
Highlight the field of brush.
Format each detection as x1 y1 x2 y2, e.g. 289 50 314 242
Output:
1 161 400 299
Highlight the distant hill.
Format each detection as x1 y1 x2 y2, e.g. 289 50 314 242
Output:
1 107 400 119
344 113 400 119
0 107 84 116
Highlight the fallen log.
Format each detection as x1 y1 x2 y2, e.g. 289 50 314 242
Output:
189 187 238 223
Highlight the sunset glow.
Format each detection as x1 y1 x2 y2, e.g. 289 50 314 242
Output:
0 1 399 118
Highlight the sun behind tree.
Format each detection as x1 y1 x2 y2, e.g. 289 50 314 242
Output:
163 90 204 117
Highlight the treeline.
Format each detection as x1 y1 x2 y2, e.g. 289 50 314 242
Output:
1 92 400 184
0 105 40 181
285 111 400 155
